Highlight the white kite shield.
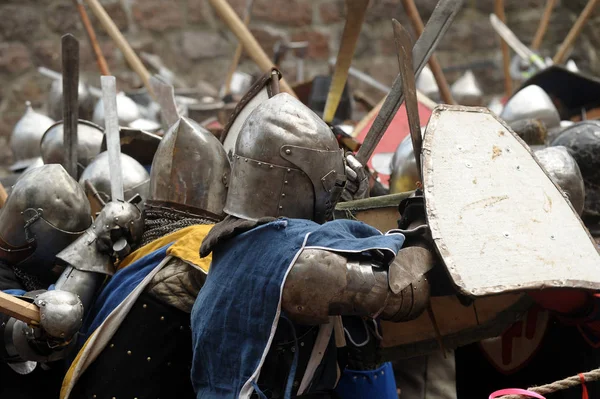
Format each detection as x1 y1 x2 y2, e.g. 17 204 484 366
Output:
422 105 600 297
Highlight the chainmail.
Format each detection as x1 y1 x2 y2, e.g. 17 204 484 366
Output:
140 206 217 247
11 265 45 291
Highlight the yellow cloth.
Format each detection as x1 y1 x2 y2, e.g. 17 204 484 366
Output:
118 224 214 271
61 224 214 399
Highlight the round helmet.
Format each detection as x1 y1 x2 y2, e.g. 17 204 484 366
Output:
148 117 230 220
224 93 346 223
79 151 150 214
450 70 483 106
533 146 585 215
551 121 600 227
40 120 104 178
0 164 91 285
388 135 419 194
500 85 560 130
92 93 141 128
9 102 55 172
47 79 96 121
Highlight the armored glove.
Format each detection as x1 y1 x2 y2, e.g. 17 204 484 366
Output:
341 153 370 201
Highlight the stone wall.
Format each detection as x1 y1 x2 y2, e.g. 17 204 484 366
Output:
0 0 599 165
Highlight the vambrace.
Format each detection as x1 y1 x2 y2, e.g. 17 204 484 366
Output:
282 246 432 325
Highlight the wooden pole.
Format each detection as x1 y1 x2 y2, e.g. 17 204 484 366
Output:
553 0 600 64
73 0 111 75
207 0 296 97
0 182 7 208
400 0 455 105
495 0 512 97
223 0 254 96
531 0 556 50
0 291 41 324
83 0 155 97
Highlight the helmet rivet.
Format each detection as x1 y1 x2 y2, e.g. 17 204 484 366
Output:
279 206 283 209
284 180 288 184
270 165 274 169
245 159 248 162
285 149 291 155
258 162 262 166
281 193 286 197
287 168 291 172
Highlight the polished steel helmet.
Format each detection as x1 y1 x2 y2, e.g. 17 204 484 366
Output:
451 70 483 106
500 85 560 130
148 117 230 219
551 121 600 223
416 65 440 102
10 102 55 172
47 79 96 121
224 93 346 223
92 93 141 128
534 146 585 215
79 151 150 214
40 120 104 177
0 164 91 284
389 133 420 194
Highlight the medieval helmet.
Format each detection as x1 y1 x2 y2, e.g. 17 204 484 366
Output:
551 121 600 228
40 120 104 177
9 102 55 172
450 70 483 106
388 134 419 194
148 117 230 219
0 164 91 284
416 65 440 102
92 93 141 128
224 93 346 223
79 151 150 214
500 85 560 131
47 79 96 121
533 146 585 215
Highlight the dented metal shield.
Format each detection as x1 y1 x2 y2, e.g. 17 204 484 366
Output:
422 105 600 297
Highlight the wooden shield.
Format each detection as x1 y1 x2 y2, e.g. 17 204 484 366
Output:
423 105 600 297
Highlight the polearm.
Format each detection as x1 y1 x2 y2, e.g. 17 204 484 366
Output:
400 0 455 105
207 0 296 97
494 0 512 97
73 0 111 75
553 0 600 64
0 291 41 324
355 0 464 165
531 0 556 51
83 0 156 98
223 0 254 96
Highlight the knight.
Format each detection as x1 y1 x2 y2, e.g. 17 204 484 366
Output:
0 164 91 397
191 93 433 398
60 116 231 399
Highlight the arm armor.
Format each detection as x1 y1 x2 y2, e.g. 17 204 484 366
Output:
0 201 144 365
282 245 433 325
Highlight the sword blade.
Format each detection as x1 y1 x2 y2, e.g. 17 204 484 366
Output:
489 14 546 69
61 34 79 179
355 0 463 165
323 0 369 123
101 75 124 202
393 20 422 178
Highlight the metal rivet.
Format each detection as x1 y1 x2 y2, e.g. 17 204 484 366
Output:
105 224 110 228
551 235 555 240
93 395 97 398
147 357 151 362
516 165 520 170
110 343 114 348
142 304 147 309
465 162 472 168
258 162 262 166
506 148 511 153
381 371 385 375
281 193 286 197
284 180 288 184
279 205 283 209
270 165 274 169
127 350 132 355
285 149 291 155
503 232 509 238
160 316 165 321
245 159 248 162
114 217 119 222
300 342 304 347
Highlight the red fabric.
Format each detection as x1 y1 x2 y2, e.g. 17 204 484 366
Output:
527 290 591 315
356 102 433 186
578 373 588 399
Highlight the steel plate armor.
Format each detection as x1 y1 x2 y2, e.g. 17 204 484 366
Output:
0 164 91 284
9 102 55 172
40 120 104 177
79 151 150 214
148 117 230 218
224 93 346 223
